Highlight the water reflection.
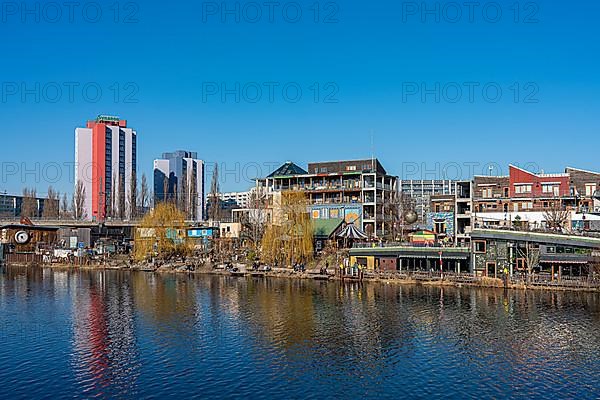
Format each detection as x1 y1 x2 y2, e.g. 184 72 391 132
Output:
0 267 599 399
70 271 140 397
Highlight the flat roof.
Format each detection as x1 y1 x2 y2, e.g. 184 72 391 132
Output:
471 229 600 248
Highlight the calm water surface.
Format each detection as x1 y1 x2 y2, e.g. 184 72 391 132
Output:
1 267 600 399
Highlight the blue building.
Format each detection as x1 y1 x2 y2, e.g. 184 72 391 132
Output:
154 151 205 221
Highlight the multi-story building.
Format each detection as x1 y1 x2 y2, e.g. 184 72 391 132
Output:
454 180 473 247
471 165 600 231
219 188 256 209
0 193 57 219
399 179 455 225
257 159 398 238
426 194 456 239
75 115 137 221
153 150 205 221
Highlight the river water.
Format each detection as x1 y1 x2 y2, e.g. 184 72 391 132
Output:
0 267 599 399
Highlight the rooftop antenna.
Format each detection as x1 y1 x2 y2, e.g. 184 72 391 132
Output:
370 130 375 171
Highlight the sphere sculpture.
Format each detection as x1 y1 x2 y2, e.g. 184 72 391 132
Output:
404 211 418 224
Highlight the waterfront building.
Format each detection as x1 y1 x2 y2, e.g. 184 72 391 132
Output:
472 165 600 231
257 159 398 238
470 228 600 278
425 194 456 240
75 115 137 221
454 180 473 247
153 150 205 222
349 245 471 273
399 179 455 225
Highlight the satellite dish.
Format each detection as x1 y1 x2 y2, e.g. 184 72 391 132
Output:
404 211 418 224
15 231 31 245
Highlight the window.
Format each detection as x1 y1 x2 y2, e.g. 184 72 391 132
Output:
434 220 446 234
482 188 492 198
474 240 486 253
486 262 496 277
585 183 597 196
542 184 560 196
320 167 327 173
514 184 532 194
346 165 357 171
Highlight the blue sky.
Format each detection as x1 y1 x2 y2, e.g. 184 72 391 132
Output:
0 0 598 196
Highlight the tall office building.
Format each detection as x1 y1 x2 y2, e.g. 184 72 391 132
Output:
75 115 137 221
154 150 205 221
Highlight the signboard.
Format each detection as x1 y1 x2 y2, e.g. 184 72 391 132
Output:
78 242 85 249
188 229 214 238
138 228 156 238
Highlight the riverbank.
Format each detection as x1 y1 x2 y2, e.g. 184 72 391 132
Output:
5 260 600 293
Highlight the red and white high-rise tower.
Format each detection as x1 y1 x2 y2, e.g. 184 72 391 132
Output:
75 115 137 221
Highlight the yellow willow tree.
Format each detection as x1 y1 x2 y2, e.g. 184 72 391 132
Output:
261 191 313 266
134 202 193 262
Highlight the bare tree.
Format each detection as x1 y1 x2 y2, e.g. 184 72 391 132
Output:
208 164 221 222
60 192 71 219
383 190 402 242
72 180 87 220
43 186 60 219
121 176 127 220
517 242 540 282
543 197 570 232
21 188 38 218
109 172 117 219
241 188 268 253
129 171 138 219
139 173 150 216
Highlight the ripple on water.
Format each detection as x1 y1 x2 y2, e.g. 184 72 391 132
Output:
1 270 600 399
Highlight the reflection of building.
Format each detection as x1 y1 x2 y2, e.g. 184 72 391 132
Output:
75 115 137 221
153 150 205 221
257 159 398 238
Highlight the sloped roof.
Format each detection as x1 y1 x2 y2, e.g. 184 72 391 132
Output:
313 218 344 239
267 161 308 178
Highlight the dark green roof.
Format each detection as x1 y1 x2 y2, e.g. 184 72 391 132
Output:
268 161 308 178
313 218 344 239
471 229 600 248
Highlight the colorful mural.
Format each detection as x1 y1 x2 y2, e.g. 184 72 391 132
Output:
310 204 362 226
425 212 455 237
